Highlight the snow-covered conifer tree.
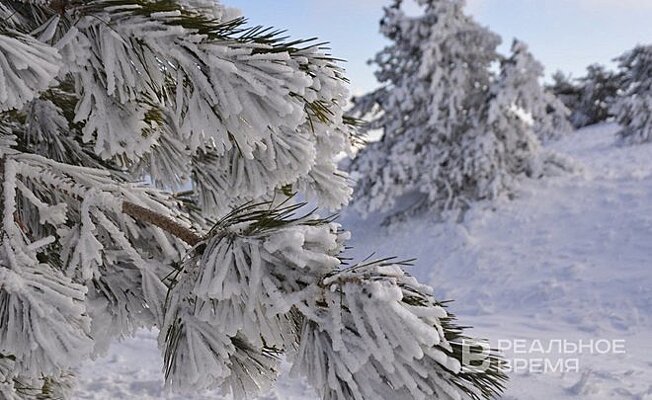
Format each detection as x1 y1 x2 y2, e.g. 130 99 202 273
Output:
546 71 581 125
571 64 620 128
348 0 502 217
0 1 505 399
549 65 620 130
500 40 572 143
348 1 568 219
612 45 652 144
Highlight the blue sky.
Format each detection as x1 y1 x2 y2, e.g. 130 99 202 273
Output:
226 0 652 94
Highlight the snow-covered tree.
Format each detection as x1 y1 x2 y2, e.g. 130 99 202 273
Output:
0 1 505 399
348 1 568 219
500 40 572 142
572 64 620 128
546 71 581 122
548 65 621 129
612 45 652 144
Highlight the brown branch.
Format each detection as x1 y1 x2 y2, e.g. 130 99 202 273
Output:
122 201 202 246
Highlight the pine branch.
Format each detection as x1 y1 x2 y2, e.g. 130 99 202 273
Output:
121 201 201 246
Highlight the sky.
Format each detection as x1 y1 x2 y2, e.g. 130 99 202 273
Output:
225 0 652 94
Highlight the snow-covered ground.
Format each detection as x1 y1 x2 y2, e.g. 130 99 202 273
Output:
75 123 652 399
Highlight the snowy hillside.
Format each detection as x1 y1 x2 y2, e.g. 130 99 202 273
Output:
76 123 652 399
